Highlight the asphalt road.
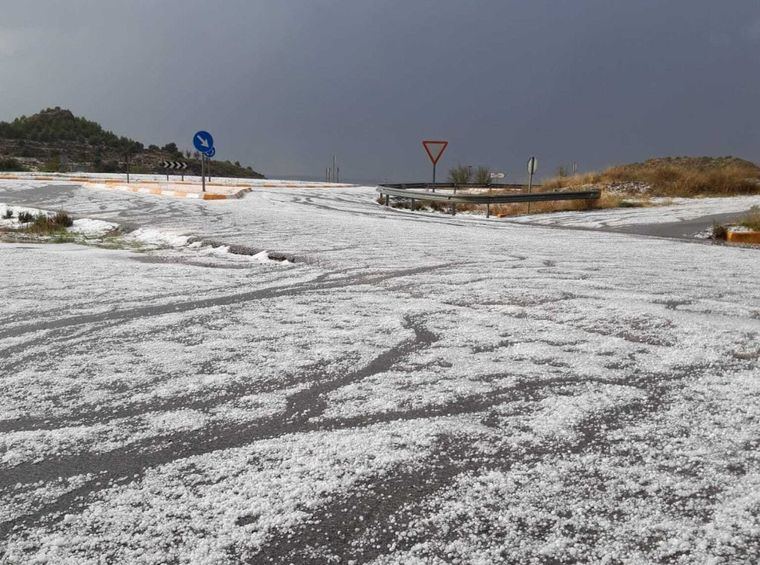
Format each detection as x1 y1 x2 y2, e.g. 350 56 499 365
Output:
1 181 759 564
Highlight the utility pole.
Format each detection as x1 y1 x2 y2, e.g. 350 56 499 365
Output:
337 167 340 183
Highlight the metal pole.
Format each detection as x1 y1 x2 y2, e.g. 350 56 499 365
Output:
527 171 533 214
201 155 206 193
207 158 211 183
432 163 436 192
337 167 340 183
332 155 336 183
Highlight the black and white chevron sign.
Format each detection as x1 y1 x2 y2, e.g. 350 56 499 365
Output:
160 161 188 170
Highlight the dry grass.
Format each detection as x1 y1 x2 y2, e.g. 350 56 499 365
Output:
493 192 627 217
739 206 760 231
22 211 73 234
380 192 631 217
543 156 760 197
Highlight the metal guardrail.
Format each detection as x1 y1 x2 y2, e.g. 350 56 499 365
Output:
377 183 601 217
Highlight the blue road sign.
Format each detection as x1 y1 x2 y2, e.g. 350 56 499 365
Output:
206 147 216 158
193 131 214 155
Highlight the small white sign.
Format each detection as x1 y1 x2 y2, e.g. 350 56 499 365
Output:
527 157 538 175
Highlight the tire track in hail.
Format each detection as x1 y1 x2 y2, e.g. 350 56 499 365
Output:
0 315 438 539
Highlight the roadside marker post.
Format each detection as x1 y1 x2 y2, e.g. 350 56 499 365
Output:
527 156 538 213
161 161 188 182
160 161 188 170
422 140 448 191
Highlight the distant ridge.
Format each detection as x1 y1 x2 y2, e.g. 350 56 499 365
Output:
0 107 265 178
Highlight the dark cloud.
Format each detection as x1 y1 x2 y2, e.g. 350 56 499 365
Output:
1 0 759 182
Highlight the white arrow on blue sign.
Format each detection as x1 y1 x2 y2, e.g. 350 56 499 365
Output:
193 131 214 155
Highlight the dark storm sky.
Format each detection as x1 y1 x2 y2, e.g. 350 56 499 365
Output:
2 1 759 182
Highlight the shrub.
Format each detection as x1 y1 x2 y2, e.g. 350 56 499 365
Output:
52 210 74 228
0 158 27 172
17 211 33 223
449 165 472 185
41 155 62 172
20 210 74 233
712 223 728 241
2 208 13 219
474 166 492 186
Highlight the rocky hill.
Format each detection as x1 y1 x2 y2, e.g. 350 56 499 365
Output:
0 107 265 178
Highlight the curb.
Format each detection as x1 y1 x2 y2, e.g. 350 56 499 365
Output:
727 231 760 244
82 182 249 200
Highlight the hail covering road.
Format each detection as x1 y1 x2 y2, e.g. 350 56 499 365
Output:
0 181 759 564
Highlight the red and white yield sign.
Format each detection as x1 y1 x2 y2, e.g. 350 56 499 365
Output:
422 140 449 165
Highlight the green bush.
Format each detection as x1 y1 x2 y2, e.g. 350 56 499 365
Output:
41 155 62 172
0 158 27 172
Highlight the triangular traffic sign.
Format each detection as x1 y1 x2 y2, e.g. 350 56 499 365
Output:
422 140 449 165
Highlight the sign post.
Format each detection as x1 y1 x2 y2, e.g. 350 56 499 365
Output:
206 147 215 183
422 140 448 191
193 130 215 193
527 156 538 213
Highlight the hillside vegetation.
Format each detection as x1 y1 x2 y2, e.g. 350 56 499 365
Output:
544 156 760 197
0 108 141 152
0 107 264 178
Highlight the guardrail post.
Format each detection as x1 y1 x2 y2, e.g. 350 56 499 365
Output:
486 203 490 218
385 194 390 207
450 202 456 216
411 198 415 211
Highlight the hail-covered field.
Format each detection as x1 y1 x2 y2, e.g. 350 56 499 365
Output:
0 180 759 564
